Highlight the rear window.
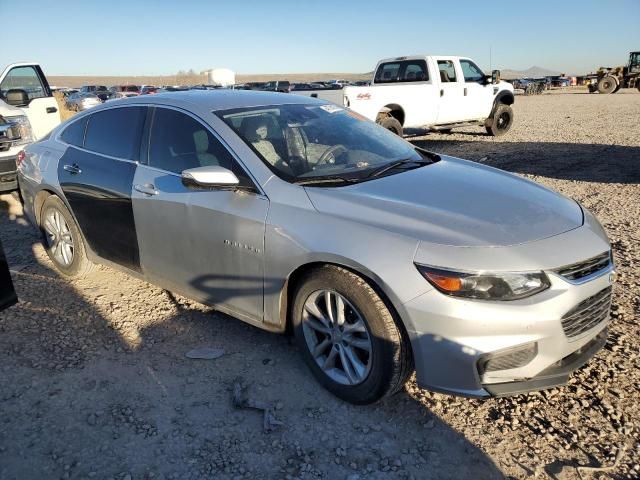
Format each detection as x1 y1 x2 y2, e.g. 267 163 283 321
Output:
374 60 429 83
60 116 88 147
84 107 145 160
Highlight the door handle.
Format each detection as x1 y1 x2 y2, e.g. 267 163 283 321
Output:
464 88 468 96
134 184 159 196
63 164 81 175
440 89 444 97
46 107 58 114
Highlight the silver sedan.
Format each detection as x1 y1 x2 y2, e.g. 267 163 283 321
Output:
17 91 615 404
64 92 102 111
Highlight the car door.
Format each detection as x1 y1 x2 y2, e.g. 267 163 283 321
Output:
459 58 494 120
57 105 146 272
434 58 466 124
0 64 60 139
132 106 269 321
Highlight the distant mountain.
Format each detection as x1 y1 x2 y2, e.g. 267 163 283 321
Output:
500 66 562 79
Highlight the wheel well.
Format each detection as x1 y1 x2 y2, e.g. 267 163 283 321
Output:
377 104 405 126
281 262 411 343
497 92 514 106
34 189 55 224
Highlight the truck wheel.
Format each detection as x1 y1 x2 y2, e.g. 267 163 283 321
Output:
292 265 413 404
485 104 514 137
597 76 617 94
378 116 403 136
40 195 95 278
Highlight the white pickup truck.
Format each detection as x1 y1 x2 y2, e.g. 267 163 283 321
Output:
292 55 515 137
0 63 61 192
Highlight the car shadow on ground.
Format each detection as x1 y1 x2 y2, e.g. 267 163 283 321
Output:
0 194 505 479
410 138 640 184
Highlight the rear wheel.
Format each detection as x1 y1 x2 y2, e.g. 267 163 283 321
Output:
485 104 514 137
40 195 94 278
292 265 413 404
597 76 617 94
378 116 403 136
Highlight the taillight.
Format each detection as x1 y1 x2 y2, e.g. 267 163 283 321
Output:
16 150 26 167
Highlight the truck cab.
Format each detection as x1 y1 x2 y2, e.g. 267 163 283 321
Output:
0 63 60 192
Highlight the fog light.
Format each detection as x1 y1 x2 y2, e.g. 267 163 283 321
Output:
477 342 538 376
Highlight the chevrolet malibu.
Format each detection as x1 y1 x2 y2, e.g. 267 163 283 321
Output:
17 91 615 404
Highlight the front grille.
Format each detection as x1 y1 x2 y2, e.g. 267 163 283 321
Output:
555 251 612 282
0 157 17 173
561 286 612 338
478 343 538 375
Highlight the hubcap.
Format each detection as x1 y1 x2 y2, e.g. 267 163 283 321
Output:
301 290 373 386
43 209 74 266
497 112 510 129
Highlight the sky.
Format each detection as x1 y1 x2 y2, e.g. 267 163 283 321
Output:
2 0 639 76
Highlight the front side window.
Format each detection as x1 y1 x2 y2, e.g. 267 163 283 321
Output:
459 60 485 83
0 66 47 102
84 107 145 160
148 108 253 186
218 103 432 184
437 60 458 83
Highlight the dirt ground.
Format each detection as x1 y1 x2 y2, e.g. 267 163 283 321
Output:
0 89 639 480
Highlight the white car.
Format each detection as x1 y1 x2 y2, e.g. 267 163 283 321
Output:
0 63 60 192
292 55 515 137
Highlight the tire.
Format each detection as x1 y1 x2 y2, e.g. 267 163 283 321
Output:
40 195 95 278
378 116 403 136
485 104 514 137
597 76 617 94
292 265 413 404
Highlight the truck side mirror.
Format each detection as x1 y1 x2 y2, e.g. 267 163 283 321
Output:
491 70 501 84
5 89 30 107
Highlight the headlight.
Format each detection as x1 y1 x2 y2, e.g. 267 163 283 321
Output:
7 115 34 145
415 264 550 301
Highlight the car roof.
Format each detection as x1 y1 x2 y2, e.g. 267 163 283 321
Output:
96 89 324 111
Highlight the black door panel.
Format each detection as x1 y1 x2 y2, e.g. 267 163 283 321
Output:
58 147 140 271
0 237 17 311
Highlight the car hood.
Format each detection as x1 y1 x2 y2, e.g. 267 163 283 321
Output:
304 156 583 247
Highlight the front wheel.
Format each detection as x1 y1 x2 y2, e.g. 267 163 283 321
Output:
292 265 413 404
485 104 514 137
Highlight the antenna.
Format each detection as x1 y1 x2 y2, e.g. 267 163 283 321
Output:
490 45 492 72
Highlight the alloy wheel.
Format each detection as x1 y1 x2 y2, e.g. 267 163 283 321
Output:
43 209 75 266
301 290 373 385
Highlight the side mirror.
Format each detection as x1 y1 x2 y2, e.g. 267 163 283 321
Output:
5 89 30 107
181 165 239 188
491 70 501 84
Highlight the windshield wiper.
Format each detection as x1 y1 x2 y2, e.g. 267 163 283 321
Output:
294 176 360 186
366 157 432 179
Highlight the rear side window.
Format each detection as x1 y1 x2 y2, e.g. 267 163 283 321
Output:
375 60 429 83
84 107 145 160
148 107 253 186
437 61 458 82
60 116 88 147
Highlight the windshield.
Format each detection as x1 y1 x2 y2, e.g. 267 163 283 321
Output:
218 103 431 183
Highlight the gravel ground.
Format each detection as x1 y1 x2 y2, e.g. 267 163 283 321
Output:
1 88 639 480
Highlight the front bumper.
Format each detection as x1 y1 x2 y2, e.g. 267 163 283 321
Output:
0 154 18 192
403 263 614 397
